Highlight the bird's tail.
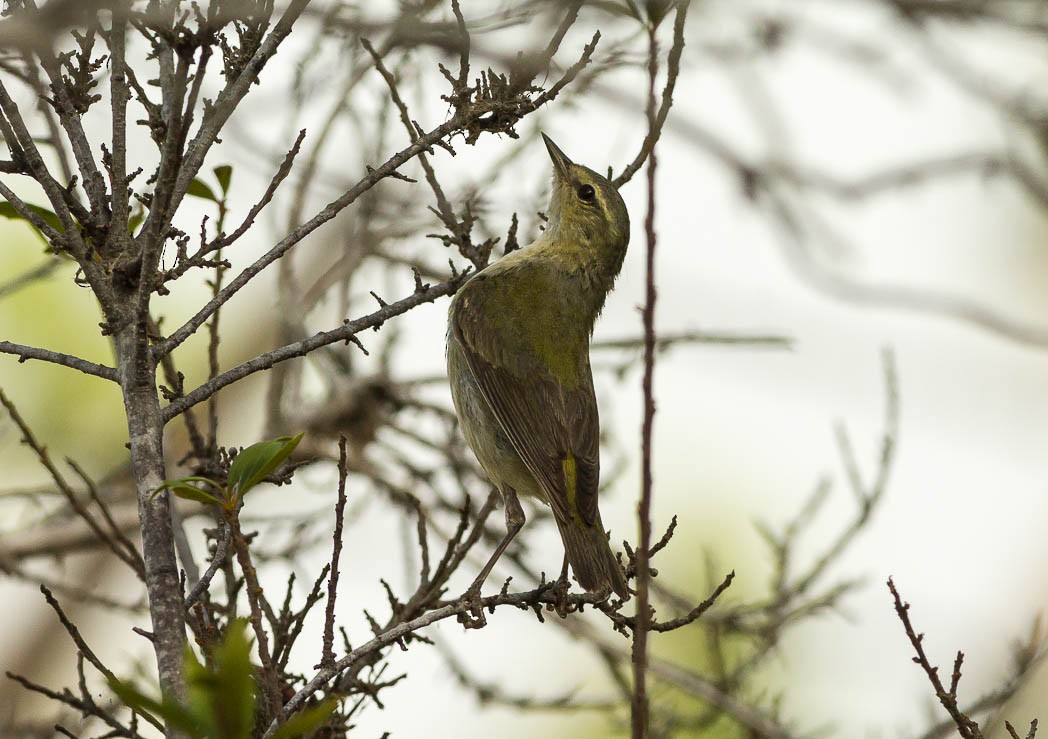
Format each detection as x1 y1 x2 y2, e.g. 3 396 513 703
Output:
554 514 629 599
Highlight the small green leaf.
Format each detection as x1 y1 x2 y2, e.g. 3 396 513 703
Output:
645 0 671 26
152 476 225 505
589 0 637 18
128 208 145 235
0 201 64 234
187 177 218 202
270 698 340 739
169 484 225 506
213 165 233 195
227 433 303 498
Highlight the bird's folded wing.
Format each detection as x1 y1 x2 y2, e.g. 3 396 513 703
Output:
451 301 601 527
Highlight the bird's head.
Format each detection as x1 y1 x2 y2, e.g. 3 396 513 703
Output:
542 134 630 270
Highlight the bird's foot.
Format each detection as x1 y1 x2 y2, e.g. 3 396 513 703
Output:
456 584 487 629
551 574 573 619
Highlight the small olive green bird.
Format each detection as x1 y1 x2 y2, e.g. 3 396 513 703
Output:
447 134 630 599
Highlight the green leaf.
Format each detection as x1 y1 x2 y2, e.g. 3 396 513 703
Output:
622 0 644 21
213 165 233 195
152 476 225 505
108 677 203 735
227 433 303 498
187 177 218 202
186 620 256 739
111 623 264 739
181 648 219 739
270 698 340 739
0 201 64 234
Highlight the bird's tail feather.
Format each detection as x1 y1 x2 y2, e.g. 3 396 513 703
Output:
555 515 629 599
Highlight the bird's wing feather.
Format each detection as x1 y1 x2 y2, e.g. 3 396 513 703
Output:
451 274 600 526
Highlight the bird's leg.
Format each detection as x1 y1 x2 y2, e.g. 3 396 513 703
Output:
473 487 525 592
553 553 572 618
558 554 570 584
458 487 525 629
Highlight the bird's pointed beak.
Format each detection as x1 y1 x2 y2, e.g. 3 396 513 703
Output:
542 133 573 181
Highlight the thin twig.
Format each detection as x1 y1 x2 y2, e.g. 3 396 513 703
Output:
631 13 663 738
0 341 118 380
38 585 120 685
0 389 142 575
160 273 468 422
593 330 792 351
613 1 691 188
65 458 145 579
888 578 981 739
321 437 350 667
264 585 620 738
229 511 285 724
184 523 231 609
152 116 474 360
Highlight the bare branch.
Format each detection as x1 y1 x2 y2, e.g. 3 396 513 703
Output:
320 437 350 668
613 1 691 188
888 578 982 739
160 272 467 422
0 340 118 380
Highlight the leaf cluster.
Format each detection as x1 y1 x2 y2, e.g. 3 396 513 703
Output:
154 433 303 511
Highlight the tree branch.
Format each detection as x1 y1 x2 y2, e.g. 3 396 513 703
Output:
0 341 118 380
161 273 467 422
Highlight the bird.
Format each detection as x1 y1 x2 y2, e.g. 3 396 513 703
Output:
446 134 630 600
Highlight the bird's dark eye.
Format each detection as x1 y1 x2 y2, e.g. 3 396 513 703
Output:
577 184 596 202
